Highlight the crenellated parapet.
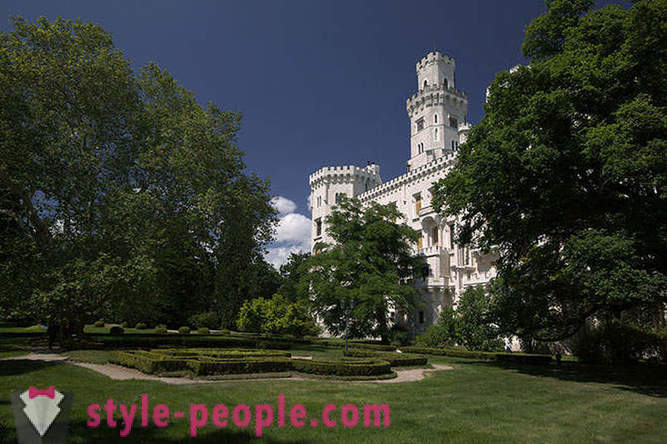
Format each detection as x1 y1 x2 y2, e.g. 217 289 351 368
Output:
416 51 455 71
406 84 467 118
309 164 381 190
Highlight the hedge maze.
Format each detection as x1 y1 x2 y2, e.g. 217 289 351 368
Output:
109 348 418 378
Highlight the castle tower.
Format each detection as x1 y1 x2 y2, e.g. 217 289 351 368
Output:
308 163 381 250
406 51 468 170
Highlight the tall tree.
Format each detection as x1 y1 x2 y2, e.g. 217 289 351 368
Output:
302 197 428 343
0 17 276 337
432 0 666 341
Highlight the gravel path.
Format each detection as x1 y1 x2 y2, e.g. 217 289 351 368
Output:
377 364 453 383
2 353 452 384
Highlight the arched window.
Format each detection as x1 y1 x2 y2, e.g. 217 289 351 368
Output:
423 80 428 89
444 79 448 88
435 128 438 140
434 114 438 123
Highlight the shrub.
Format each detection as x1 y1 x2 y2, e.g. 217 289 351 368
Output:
196 327 210 335
188 312 219 330
568 320 664 364
345 349 427 366
236 295 319 337
188 358 292 376
400 346 552 364
135 322 148 330
93 320 105 328
219 329 231 335
178 326 191 335
154 327 168 335
109 326 124 336
120 321 128 328
291 358 392 376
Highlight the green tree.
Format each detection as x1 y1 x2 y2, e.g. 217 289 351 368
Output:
301 197 428 344
416 287 502 351
276 251 311 302
432 0 666 342
236 294 318 337
0 17 276 339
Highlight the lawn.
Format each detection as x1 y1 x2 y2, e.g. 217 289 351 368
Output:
1 347 666 443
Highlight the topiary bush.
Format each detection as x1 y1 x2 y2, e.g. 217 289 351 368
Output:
120 321 128 328
135 322 147 330
400 346 552 364
219 329 231 335
178 326 191 335
93 320 105 327
154 326 168 335
344 349 427 366
109 326 124 336
291 358 392 376
196 327 210 335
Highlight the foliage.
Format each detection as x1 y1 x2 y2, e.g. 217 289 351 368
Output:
276 252 311 302
400 346 553 364
154 326 168 335
188 312 219 330
0 17 277 338
290 358 393 377
178 326 190 335
431 0 667 342
196 327 210 335
236 294 319 337
134 322 147 330
93 320 105 328
567 320 665 364
344 349 427 366
109 326 124 336
415 287 503 352
301 197 428 342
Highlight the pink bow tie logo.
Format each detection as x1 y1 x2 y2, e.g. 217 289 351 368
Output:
28 386 55 399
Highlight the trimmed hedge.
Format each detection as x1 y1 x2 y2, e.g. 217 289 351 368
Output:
344 349 427 366
291 358 392 376
188 358 292 376
400 346 552 364
152 348 292 359
109 326 124 336
111 349 394 377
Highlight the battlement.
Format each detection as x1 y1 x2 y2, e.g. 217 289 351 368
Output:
406 83 467 115
309 163 381 188
356 153 457 202
416 51 455 71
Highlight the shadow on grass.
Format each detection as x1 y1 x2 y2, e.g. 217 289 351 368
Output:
66 420 315 443
468 360 667 398
0 359 62 377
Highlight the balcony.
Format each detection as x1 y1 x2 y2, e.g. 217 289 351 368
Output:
418 245 447 257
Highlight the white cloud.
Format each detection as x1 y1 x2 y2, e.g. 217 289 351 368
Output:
271 196 297 217
265 196 311 269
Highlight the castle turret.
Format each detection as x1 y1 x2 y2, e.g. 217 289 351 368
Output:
308 163 381 250
406 51 468 170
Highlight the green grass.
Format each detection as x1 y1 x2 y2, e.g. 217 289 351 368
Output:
1 347 666 443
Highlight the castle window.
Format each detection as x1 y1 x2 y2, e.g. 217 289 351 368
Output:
415 193 422 215
423 80 428 89
444 79 448 89
449 117 458 128
416 118 424 132
315 218 322 237
432 226 439 246
435 128 439 141
464 246 471 265
434 114 438 123
317 196 321 208
417 235 423 250
449 224 455 249
419 311 425 324
451 140 455 150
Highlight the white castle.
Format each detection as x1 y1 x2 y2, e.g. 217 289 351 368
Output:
308 51 498 335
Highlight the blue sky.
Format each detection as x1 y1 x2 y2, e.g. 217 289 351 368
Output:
2 0 625 266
